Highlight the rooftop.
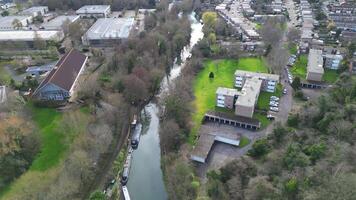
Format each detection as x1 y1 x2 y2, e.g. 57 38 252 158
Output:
0 16 32 28
234 70 280 82
308 49 324 74
84 18 135 40
0 30 63 41
76 5 110 14
33 49 87 95
20 6 48 15
216 87 239 97
235 77 262 108
41 15 80 30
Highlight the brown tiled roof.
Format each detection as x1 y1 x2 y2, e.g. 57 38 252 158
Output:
34 49 87 94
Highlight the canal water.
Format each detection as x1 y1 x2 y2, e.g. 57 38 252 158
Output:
126 13 203 200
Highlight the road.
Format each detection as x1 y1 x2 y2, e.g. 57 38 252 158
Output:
285 0 299 28
0 86 6 103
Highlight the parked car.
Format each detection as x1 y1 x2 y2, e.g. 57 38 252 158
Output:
267 114 275 120
283 88 287 94
270 96 280 101
270 102 279 107
270 107 279 112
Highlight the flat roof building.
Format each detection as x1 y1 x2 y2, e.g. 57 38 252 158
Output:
0 16 33 30
235 70 280 93
82 17 135 46
235 77 262 118
307 49 324 82
20 6 49 17
0 30 64 42
216 87 239 109
76 5 111 18
41 15 80 30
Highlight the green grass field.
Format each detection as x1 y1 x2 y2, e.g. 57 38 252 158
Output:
29 106 65 171
291 55 339 83
239 136 250 148
190 58 269 144
290 55 308 80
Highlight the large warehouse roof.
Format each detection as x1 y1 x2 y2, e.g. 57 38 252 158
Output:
0 30 64 41
84 18 135 40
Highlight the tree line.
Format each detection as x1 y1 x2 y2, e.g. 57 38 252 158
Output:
206 74 356 200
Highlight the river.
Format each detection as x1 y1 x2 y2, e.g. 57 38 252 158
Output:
126 12 203 200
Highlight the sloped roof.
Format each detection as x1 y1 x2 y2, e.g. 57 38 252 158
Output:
34 49 87 94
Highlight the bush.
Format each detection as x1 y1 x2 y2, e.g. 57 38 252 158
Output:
248 139 270 158
287 114 299 127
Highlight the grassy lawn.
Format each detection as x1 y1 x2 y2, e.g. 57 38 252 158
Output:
323 69 339 83
289 44 298 55
29 106 66 171
190 58 269 144
290 55 308 80
0 61 13 85
291 55 339 83
239 136 250 148
257 84 283 110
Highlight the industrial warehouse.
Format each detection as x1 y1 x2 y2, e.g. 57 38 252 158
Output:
82 17 135 46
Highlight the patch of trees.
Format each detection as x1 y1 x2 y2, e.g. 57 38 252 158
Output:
0 94 40 192
206 74 356 199
99 6 192 105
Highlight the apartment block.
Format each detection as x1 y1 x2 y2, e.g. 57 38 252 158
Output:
235 70 280 93
324 54 343 70
234 77 262 118
216 87 239 109
306 49 324 81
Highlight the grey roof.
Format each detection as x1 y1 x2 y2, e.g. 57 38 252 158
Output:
308 49 324 74
0 16 32 28
76 5 110 14
234 70 280 82
20 6 48 15
216 87 239 96
84 18 135 40
235 77 262 108
0 30 63 41
41 15 80 30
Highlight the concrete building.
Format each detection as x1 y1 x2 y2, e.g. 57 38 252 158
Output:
41 15 80 30
82 17 135 46
20 6 49 17
306 49 324 81
76 5 111 18
324 54 343 70
216 87 239 109
235 70 280 93
32 49 87 102
234 77 262 118
0 16 33 30
0 30 64 42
